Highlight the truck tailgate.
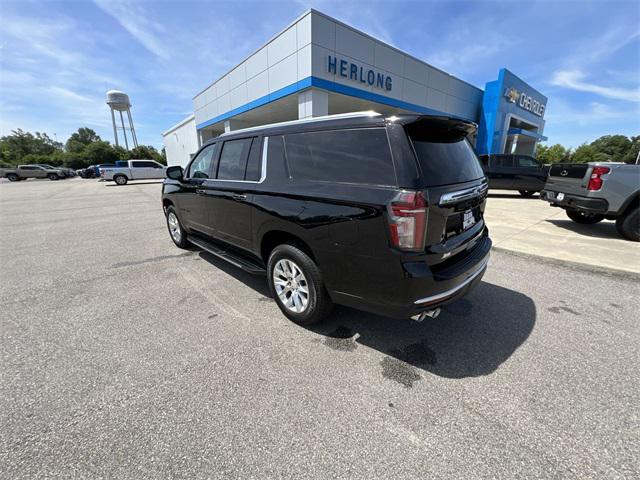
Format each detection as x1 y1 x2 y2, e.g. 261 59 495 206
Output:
545 163 589 195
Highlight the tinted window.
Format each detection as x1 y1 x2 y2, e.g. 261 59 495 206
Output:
492 155 514 168
188 144 216 178
135 162 162 168
131 161 161 168
517 156 539 168
245 137 262 181
217 138 252 180
408 126 485 187
21 166 37 170
283 128 396 186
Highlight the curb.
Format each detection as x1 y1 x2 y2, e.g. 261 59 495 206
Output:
491 246 640 281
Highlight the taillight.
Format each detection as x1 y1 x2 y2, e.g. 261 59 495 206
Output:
387 191 427 251
587 166 610 191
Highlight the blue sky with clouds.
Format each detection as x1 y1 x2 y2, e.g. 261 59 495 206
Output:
1 0 638 149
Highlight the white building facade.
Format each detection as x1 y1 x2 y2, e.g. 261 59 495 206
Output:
163 9 547 166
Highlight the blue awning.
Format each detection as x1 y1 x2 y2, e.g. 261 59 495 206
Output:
507 128 547 142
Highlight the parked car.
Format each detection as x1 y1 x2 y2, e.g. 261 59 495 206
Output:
0 164 67 181
101 159 166 185
161 112 491 325
34 164 74 178
541 162 640 241
478 154 550 197
77 166 98 178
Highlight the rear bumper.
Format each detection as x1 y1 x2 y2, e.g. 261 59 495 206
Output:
329 232 491 319
541 190 609 213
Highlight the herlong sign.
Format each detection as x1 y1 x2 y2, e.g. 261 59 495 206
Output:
327 55 393 92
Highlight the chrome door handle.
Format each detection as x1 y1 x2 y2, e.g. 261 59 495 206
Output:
232 193 246 200
195 189 205 195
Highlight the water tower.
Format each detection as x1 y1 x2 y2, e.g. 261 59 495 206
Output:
106 90 138 150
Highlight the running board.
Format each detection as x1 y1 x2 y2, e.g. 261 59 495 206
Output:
188 235 266 275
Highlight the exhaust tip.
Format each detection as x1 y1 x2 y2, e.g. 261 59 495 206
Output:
411 307 441 322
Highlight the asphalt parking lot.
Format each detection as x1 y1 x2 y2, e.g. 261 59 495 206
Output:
485 193 640 275
1 178 639 479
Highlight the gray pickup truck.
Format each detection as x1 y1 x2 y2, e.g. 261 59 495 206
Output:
0 164 68 181
541 162 640 241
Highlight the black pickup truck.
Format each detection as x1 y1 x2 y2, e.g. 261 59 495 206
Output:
479 154 550 197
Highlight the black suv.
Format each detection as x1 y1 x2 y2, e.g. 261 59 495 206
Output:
162 112 491 325
479 154 550 197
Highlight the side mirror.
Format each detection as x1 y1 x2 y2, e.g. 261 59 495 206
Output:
166 165 183 181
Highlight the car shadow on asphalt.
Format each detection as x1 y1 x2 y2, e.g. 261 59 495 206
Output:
546 219 619 240
198 251 536 380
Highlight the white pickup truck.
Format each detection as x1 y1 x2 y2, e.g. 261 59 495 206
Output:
100 159 166 185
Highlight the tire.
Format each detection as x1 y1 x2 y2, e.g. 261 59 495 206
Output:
267 244 333 325
165 206 190 248
518 190 537 197
7 174 19 182
114 175 128 185
48 173 59 181
566 210 605 224
615 206 640 242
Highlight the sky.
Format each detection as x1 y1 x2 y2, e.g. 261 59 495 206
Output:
0 0 638 150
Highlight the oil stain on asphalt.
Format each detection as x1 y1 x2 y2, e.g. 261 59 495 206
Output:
323 326 359 351
381 357 422 388
381 341 437 388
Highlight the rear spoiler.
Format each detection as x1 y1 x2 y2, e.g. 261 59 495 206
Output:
401 116 478 140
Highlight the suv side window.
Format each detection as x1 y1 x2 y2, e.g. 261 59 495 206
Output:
132 161 161 168
244 137 263 181
283 128 396 186
188 144 216 179
516 156 540 168
217 138 252 180
494 155 514 167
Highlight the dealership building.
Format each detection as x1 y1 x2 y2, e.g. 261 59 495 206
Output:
163 9 548 166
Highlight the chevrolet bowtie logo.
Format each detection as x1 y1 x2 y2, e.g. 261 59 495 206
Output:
505 87 520 103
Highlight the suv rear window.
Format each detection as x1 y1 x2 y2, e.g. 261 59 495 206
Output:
283 128 396 186
407 123 484 187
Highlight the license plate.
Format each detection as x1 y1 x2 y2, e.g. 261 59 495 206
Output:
556 192 565 201
463 210 476 230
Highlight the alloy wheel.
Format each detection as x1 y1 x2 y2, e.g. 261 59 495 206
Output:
167 212 182 243
273 259 310 313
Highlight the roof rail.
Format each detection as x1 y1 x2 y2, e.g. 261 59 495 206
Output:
215 111 382 138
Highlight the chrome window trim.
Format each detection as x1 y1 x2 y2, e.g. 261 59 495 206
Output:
414 255 489 305
439 183 488 206
203 136 268 185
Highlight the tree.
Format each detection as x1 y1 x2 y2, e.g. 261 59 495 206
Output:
571 144 609 163
84 141 119 164
65 127 101 153
537 144 570 164
112 145 130 160
129 145 165 163
0 129 62 165
60 152 90 169
621 135 640 164
589 135 631 161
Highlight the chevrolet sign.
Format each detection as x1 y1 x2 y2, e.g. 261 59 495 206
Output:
504 87 546 117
